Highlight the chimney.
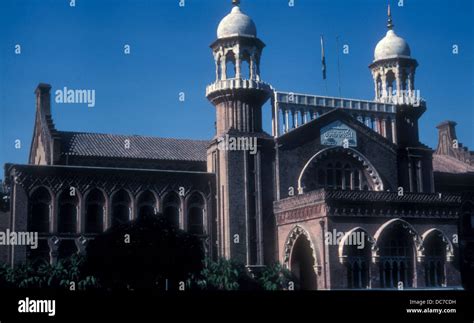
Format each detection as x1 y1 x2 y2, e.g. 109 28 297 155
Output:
35 83 52 116
435 120 457 156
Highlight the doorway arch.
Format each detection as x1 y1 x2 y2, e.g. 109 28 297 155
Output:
283 226 319 290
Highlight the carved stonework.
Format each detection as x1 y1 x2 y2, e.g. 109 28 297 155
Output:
283 225 321 275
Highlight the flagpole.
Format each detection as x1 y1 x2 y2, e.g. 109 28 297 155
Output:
336 35 342 97
320 35 328 95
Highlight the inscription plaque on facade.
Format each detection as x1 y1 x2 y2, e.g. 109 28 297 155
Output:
320 121 357 147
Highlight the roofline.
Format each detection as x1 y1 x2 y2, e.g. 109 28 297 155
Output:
6 163 214 176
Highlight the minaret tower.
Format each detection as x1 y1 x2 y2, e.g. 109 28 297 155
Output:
369 4 418 104
370 4 433 193
206 0 274 266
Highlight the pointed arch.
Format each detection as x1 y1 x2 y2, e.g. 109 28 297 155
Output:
338 227 374 261
283 225 320 273
338 227 374 289
283 225 320 290
84 188 107 234
421 228 454 262
28 186 53 233
110 188 133 226
162 191 181 229
373 218 421 288
136 190 158 218
298 146 384 192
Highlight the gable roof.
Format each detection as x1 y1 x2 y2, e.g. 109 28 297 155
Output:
58 131 209 162
276 108 397 153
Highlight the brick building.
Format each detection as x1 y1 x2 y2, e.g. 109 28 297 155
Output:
1 2 473 290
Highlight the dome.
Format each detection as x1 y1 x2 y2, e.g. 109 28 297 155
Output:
217 6 257 39
374 29 411 61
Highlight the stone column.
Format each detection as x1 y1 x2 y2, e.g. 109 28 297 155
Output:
381 74 387 100
395 67 401 96
221 56 227 80
373 77 379 100
381 118 387 138
292 109 298 128
391 118 397 144
235 50 241 79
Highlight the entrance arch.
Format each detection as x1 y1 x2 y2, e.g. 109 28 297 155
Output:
290 235 318 290
283 226 319 290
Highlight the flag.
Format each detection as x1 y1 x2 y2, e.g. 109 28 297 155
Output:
320 35 327 80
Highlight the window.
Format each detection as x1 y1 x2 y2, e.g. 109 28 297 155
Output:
378 225 414 288
137 190 157 218
29 187 51 233
424 232 447 287
187 193 205 235
112 189 131 226
58 190 78 233
343 230 371 289
316 162 366 191
163 192 180 229
85 189 105 233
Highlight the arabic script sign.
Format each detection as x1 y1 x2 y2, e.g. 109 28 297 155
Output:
320 121 357 147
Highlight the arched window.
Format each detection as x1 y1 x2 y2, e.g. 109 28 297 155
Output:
300 148 378 193
58 239 77 260
29 187 51 233
187 193 205 235
137 190 157 218
326 163 334 188
85 189 105 234
424 232 447 287
112 189 131 226
240 51 251 79
386 70 396 97
225 51 236 79
378 223 415 288
343 230 371 289
58 189 78 233
163 192 180 229
376 75 382 98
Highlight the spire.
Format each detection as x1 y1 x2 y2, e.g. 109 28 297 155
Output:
387 3 394 30
232 0 240 6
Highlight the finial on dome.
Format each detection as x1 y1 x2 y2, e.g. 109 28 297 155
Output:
387 3 394 30
232 0 240 6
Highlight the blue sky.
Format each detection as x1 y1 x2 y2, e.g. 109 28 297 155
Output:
1 0 473 178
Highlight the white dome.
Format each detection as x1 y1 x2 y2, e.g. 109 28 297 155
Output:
374 30 411 61
217 6 257 39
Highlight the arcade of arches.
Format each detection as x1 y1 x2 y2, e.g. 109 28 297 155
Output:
284 220 453 290
26 186 207 264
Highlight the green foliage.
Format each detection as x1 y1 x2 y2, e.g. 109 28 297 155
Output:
192 258 292 291
256 263 293 291
194 258 244 290
0 254 99 290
